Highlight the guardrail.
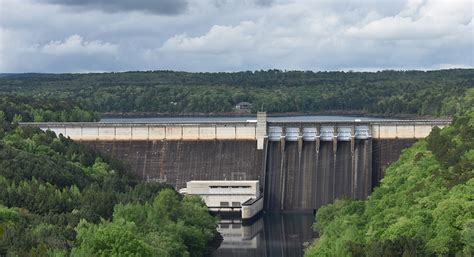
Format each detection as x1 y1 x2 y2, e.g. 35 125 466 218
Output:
21 118 451 142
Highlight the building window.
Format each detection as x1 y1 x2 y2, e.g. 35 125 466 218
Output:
232 202 241 207
220 202 229 207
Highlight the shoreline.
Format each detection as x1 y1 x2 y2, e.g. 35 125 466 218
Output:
100 111 444 120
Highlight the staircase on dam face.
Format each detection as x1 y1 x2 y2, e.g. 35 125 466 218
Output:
263 125 372 212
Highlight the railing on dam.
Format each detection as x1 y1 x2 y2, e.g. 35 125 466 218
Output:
26 122 260 141
22 115 451 148
266 119 451 141
267 125 371 142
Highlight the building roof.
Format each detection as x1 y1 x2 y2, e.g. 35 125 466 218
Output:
187 180 259 186
235 101 252 106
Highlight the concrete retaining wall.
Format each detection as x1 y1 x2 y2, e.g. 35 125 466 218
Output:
371 123 447 139
36 123 257 141
242 196 264 220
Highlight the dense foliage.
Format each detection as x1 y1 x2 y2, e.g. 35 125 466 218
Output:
72 189 217 257
0 101 218 256
0 95 99 122
305 108 474 256
0 69 473 116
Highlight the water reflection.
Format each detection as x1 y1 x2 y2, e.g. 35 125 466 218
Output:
212 213 316 257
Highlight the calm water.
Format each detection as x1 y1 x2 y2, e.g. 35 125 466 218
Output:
100 115 392 123
212 213 316 257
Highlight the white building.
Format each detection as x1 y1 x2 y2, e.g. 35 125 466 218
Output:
181 180 263 219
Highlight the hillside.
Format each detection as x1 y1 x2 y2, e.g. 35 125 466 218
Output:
0 100 218 256
1 69 473 116
305 106 474 256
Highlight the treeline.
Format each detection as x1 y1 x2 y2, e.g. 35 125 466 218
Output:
0 95 99 122
305 104 474 255
0 69 473 116
0 100 218 256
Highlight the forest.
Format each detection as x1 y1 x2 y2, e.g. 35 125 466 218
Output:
0 69 473 116
305 91 474 256
0 95 99 123
1 69 473 256
0 100 218 256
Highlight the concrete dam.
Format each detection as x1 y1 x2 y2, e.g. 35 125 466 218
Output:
28 114 450 212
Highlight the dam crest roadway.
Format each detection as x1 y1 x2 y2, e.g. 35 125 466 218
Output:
28 113 450 147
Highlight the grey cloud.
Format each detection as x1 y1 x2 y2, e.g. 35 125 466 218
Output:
1 0 473 73
42 0 188 15
254 0 274 7
211 0 274 8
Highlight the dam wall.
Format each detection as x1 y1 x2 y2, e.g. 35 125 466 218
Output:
371 138 417 187
24 116 451 211
83 137 403 210
84 140 264 190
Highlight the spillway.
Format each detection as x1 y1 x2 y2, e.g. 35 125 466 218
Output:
263 136 372 212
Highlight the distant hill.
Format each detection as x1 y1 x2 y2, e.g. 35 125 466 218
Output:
0 69 473 116
0 73 19 78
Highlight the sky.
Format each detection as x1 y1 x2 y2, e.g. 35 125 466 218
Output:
0 0 473 73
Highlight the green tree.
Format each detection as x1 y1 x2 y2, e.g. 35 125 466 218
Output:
72 219 153 257
305 109 474 256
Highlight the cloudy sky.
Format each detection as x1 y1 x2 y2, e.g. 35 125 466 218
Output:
0 0 473 73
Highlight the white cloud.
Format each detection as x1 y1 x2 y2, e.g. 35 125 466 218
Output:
0 0 472 72
41 34 118 55
153 0 473 71
437 63 474 69
159 21 258 53
346 0 473 40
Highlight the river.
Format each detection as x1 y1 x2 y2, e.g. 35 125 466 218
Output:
212 213 316 257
